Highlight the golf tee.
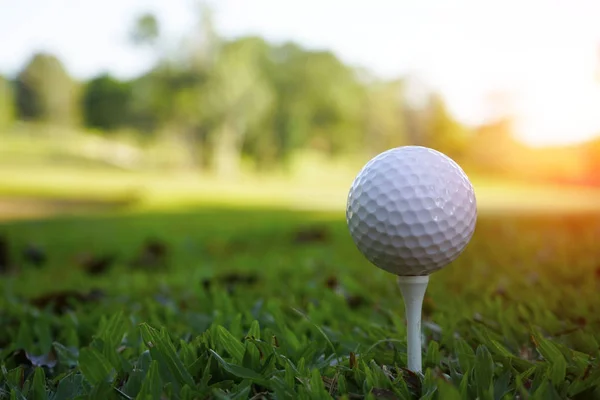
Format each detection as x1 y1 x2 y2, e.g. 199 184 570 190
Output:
397 275 429 373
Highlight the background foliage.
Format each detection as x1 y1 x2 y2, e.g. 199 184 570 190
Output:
1 7 599 184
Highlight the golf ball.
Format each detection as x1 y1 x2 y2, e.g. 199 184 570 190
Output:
346 146 477 276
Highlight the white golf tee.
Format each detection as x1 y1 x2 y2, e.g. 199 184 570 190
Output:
397 275 429 373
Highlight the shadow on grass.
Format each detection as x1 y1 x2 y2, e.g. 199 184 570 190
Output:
0 203 349 296
0 202 346 254
1 200 600 307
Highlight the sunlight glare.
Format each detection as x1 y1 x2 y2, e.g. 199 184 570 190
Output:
514 47 600 147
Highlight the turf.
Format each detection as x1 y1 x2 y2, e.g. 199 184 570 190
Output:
1 204 600 399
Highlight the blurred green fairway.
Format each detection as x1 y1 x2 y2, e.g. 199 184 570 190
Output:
1 161 600 399
2 131 600 219
2 162 600 220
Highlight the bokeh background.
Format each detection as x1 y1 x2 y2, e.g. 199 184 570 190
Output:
1 0 600 218
2 2 600 398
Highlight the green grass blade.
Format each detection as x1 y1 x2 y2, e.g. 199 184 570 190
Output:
436 379 461 400
474 345 494 400
139 323 196 391
209 349 269 386
246 320 261 340
215 325 245 364
54 373 85 400
424 341 441 368
78 347 115 386
135 360 162 400
30 367 48 400
454 338 475 372
531 332 567 386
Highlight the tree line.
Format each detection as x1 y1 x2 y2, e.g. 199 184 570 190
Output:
1 8 597 183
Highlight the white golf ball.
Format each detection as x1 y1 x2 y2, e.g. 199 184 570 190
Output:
346 146 477 276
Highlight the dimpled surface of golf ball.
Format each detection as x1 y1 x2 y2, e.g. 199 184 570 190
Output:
346 146 477 276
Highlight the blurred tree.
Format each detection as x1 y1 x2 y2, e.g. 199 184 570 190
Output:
205 36 274 177
127 11 167 134
125 61 212 168
422 94 469 160
402 74 432 146
467 117 517 175
300 51 364 156
185 2 220 68
128 3 219 169
403 92 469 160
256 45 365 164
82 74 133 132
361 77 407 154
244 42 308 169
15 53 79 126
130 13 160 47
121 4 476 173
0 75 15 132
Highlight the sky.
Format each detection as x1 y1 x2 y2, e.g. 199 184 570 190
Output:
1 0 600 146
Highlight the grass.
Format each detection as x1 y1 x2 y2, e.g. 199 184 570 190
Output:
2 133 600 398
3 162 600 219
3 127 600 216
1 202 600 399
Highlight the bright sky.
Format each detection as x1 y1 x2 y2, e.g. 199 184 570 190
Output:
2 0 600 147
